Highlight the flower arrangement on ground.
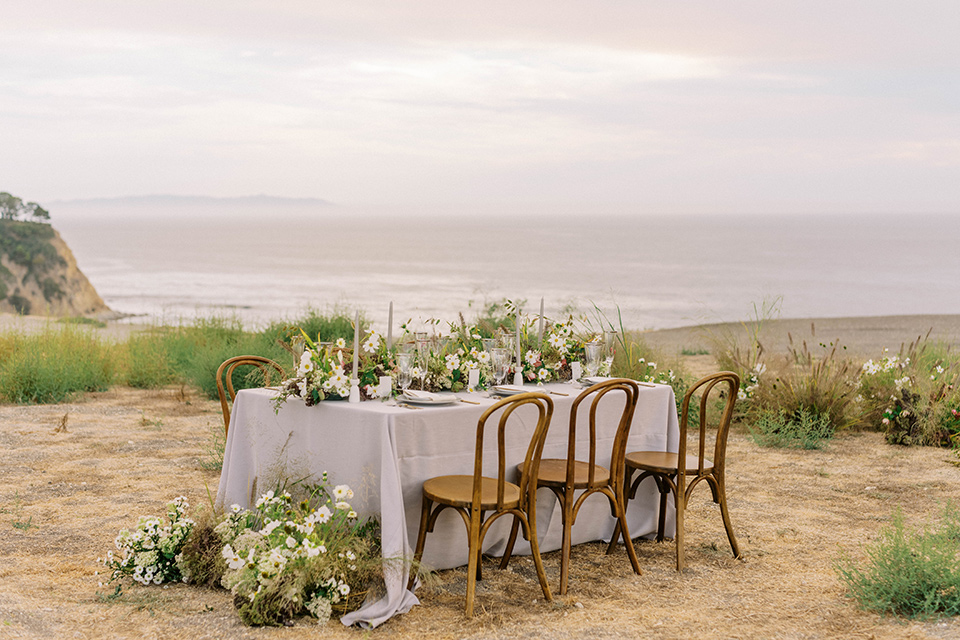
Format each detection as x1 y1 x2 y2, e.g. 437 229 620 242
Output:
99 477 382 628
99 496 194 586
217 480 380 626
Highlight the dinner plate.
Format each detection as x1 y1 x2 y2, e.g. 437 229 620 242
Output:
401 391 459 406
491 385 529 396
580 376 612 387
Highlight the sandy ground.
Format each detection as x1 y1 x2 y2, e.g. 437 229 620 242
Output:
2 315 960 639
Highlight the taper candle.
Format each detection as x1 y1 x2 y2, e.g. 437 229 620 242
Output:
352 310 359 376
538 297 544 350
387 301 393 350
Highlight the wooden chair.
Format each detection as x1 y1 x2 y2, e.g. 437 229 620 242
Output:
216 356 285 437
499 378 642 594
409 392 555 616
608 372 741 571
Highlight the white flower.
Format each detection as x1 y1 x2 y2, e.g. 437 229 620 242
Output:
548 333 565 349
477 351 490 364
538 368 550 381
445 354 461 371
255 490 276 508
333 485 354 501
285 536 297 549
335 338 346 349
335 501 352 511
261 520 282 535
648 362 657 370
298 350 315 375
362 332 381 354
339 583 351 596
311 506 332 524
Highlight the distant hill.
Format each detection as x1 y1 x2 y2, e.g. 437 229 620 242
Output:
51 194 335 209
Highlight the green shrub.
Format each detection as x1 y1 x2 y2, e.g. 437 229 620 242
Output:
836 504 960 618
0 325 114 403
859 337 960 446
747 408 834 449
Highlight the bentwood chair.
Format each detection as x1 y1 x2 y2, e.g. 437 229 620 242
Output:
608 372 741 571
409 392 555 616
216 356 285 438
500 379 642 594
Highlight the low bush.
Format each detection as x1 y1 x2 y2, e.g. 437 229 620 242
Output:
836 504 960 618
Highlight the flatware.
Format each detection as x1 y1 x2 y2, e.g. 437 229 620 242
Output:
458 398 481 405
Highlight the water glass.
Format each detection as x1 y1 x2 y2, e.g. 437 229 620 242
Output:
397 352 414 391
603 330 618 374
491 348 511 386
584 341 601 377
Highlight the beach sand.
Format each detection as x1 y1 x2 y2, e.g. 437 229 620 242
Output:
2 313 960 639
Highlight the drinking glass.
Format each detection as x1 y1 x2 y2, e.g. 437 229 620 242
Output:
584 341 601 377
603 330 618 375
416 338 431 390
291 335 305 371
397 352 414 391
491 348 511 386
482 338 497 354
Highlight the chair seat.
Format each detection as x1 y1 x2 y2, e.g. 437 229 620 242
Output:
423 475 521 510
625 451 713 475
519 459 611 488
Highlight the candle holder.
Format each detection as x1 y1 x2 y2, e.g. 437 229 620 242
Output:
349 378 361 403
513 370 524 386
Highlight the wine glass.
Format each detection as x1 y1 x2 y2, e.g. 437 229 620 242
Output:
397 352 414 392
416 338 431 390
584 341 601 377
491 348 510 387
603 330 618 375
291 335 305 372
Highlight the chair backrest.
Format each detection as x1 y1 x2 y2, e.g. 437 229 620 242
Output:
216 355 286 436
473 392 554 512
568 378 640 489
678 372 739 481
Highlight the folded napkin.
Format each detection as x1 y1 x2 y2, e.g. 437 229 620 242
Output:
492 385 527 394
402 390 442 402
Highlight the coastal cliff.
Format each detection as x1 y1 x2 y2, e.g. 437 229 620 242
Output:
0 220 110 317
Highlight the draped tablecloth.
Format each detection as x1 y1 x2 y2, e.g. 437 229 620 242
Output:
216 382 679 627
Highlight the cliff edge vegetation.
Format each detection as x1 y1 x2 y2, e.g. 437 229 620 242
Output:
0 191 110 317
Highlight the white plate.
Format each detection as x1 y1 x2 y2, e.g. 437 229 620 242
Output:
401 391 459 406
491 385 529 396
581 376 612 386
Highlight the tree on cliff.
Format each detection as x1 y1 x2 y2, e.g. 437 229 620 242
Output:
0 192 50 223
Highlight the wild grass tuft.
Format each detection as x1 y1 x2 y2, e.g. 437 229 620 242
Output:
836 504 960 618
747 408 834 449
0 324 114 403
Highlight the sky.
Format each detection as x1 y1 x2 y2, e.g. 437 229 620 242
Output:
2 1 959 216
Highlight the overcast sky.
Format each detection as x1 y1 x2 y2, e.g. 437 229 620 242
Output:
2 1 959 216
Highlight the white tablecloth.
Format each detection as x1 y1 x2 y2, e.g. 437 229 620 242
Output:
216 382 679 627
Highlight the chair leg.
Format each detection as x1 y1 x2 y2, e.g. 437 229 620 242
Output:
499 515 521 570
525 509 553 603
656 477 669 543
476 510 485 582
716 475 741 559
558 488 574 595
409 494 432 591
606 520 621 555
675 491 685 572
465 509 482 616
612 492 642 576
606 466 635 556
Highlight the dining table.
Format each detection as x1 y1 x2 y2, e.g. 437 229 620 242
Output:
216 381 680 627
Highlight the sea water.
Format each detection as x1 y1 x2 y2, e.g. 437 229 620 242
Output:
53 210 960 331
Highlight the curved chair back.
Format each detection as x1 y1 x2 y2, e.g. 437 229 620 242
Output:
474 392 554 513
678 371 740 495
216 355 285 437
567 378 640 491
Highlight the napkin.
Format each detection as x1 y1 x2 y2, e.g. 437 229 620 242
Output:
403 390 441 402
492 385 527 394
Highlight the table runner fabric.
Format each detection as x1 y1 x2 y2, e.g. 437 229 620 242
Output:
216 383 679 627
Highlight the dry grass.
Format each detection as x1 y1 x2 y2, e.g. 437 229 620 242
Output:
3 382 960 639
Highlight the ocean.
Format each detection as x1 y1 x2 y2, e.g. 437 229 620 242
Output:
52 209 960 332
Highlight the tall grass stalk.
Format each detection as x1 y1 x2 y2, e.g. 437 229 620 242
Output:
0 325 114 403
